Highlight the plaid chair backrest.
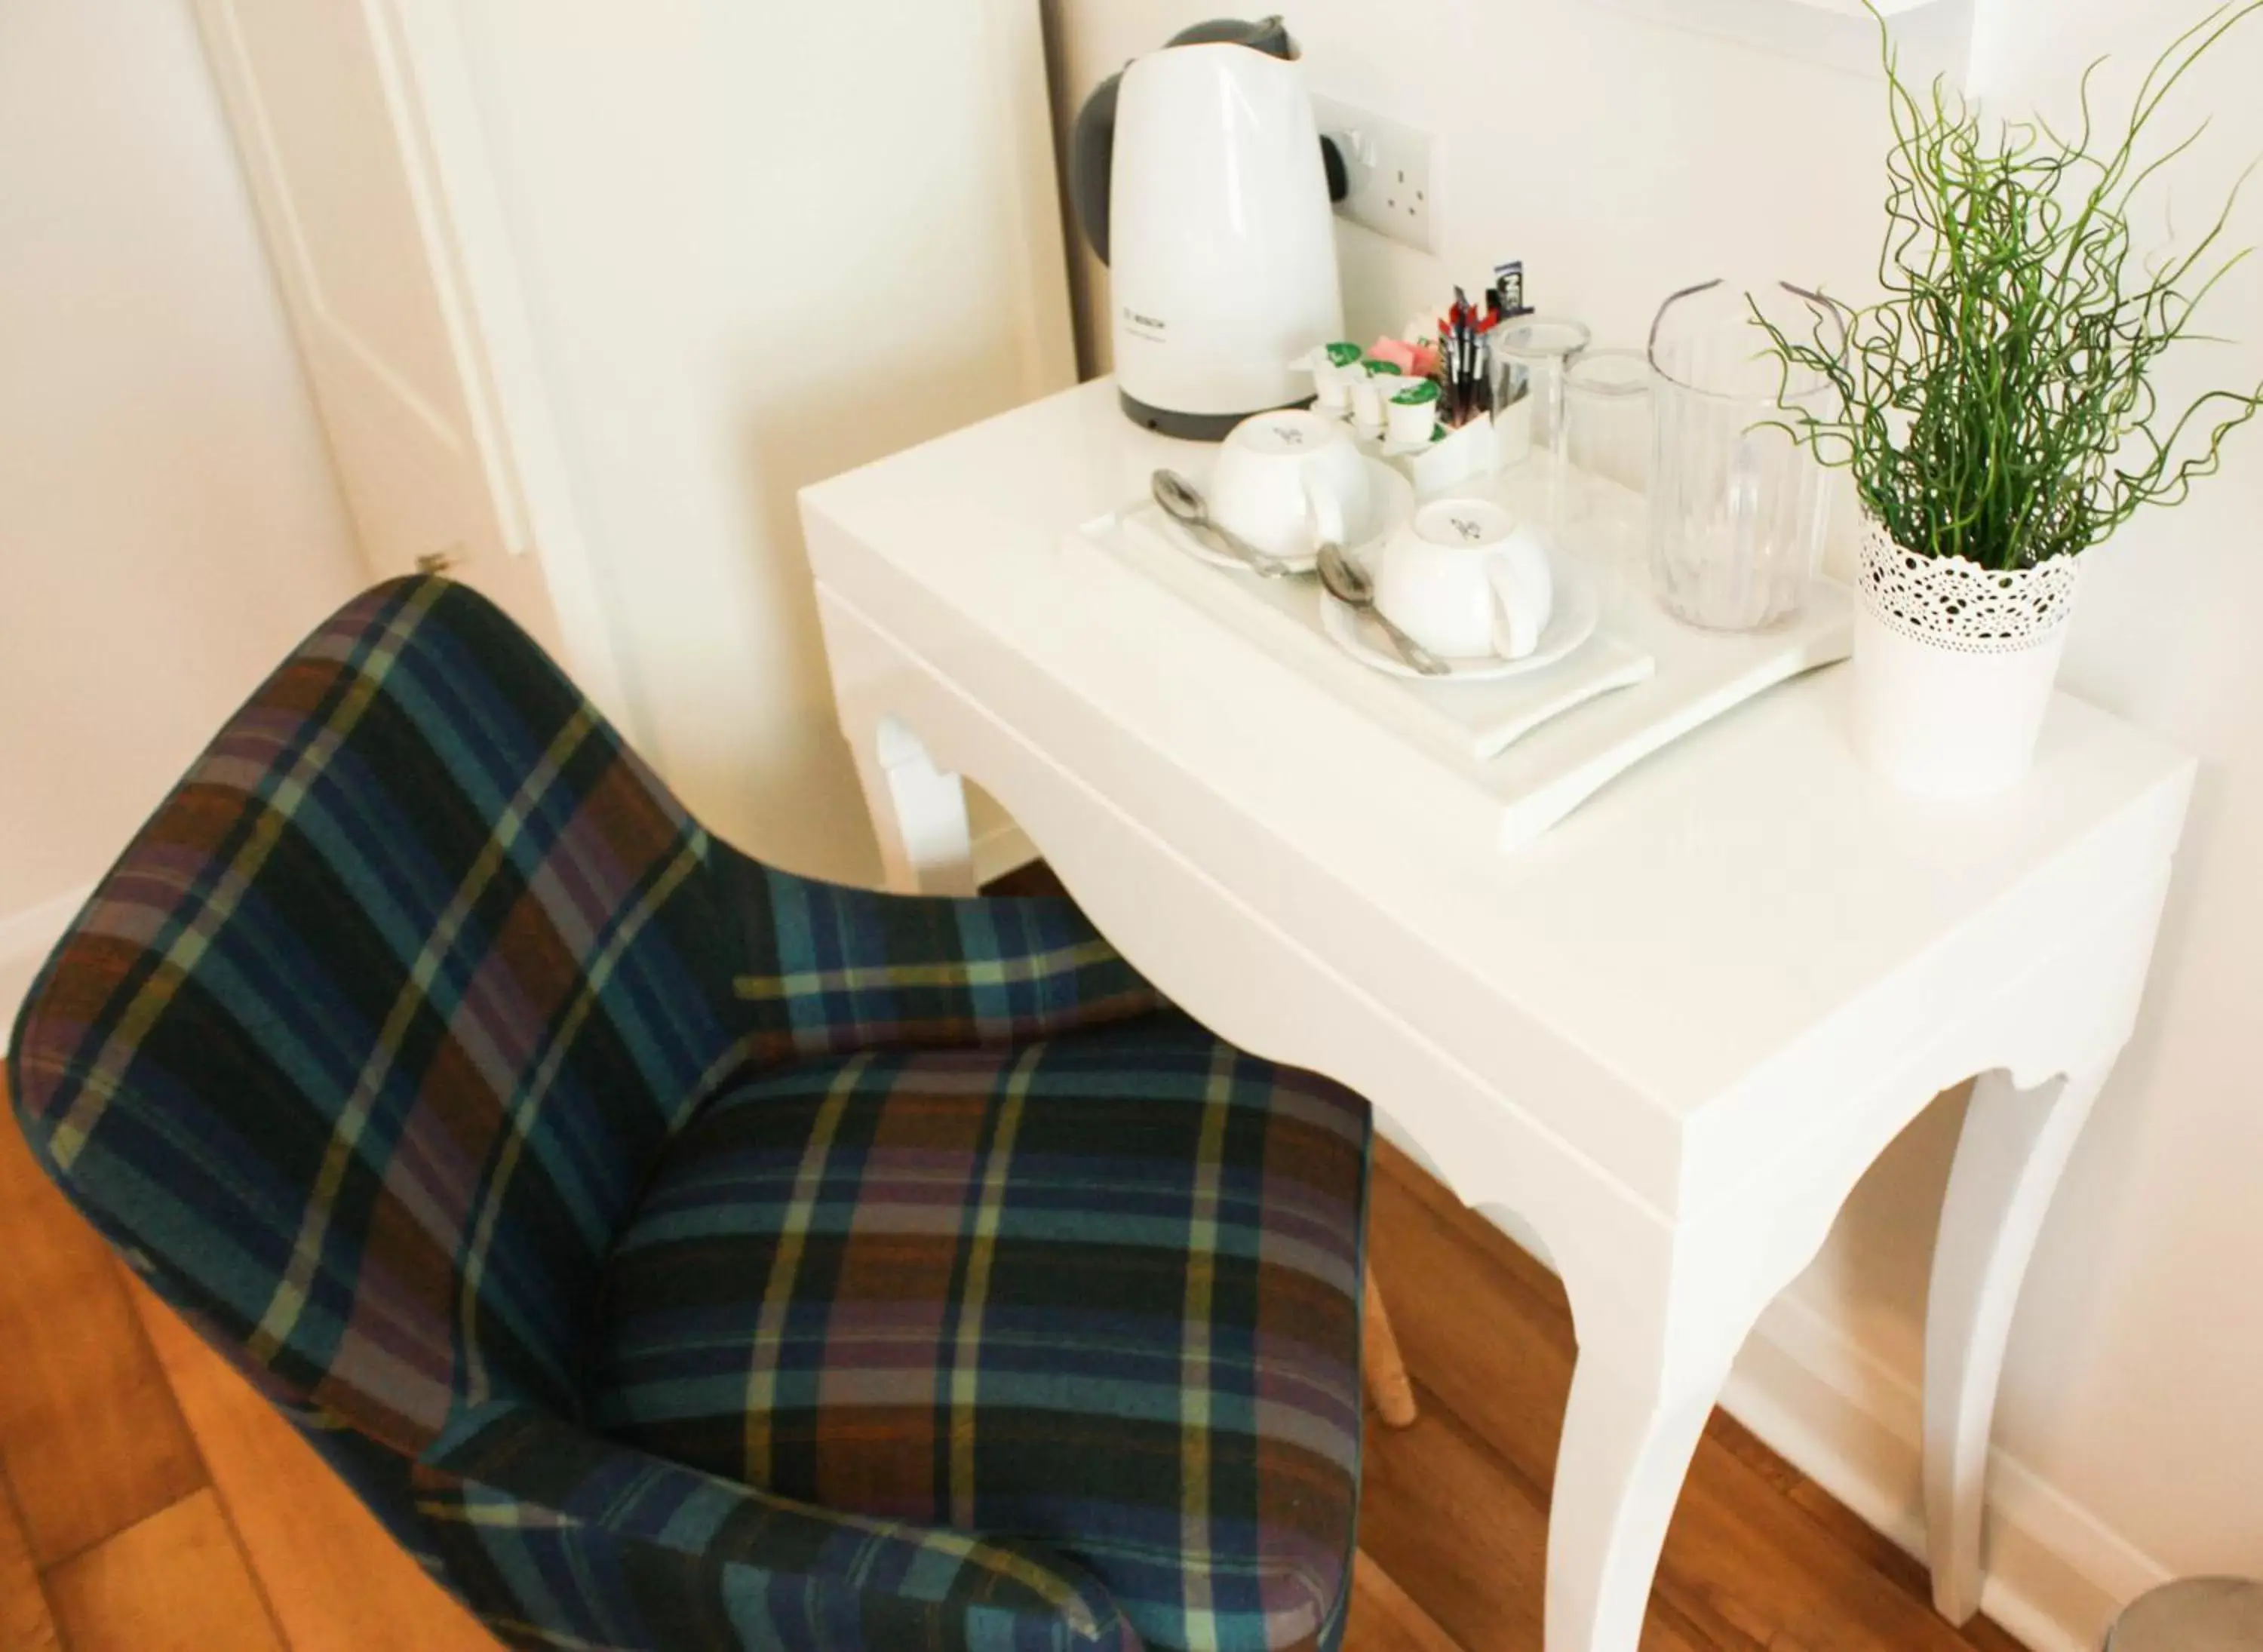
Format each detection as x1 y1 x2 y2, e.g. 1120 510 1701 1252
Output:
8 578 737 1447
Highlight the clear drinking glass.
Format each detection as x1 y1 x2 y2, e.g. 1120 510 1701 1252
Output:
1647 280 1842 631
1489 316 1591 470
1564 347 1652 498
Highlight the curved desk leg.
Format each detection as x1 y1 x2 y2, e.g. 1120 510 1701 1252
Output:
849 714 976 896
1924 1063 2111 1623
1546 1343 1733 1652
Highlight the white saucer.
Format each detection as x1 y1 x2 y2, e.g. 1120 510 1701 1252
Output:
1168 457 1414 575
1321 548 1601 681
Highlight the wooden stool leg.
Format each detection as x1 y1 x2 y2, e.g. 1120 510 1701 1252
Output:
1363 1263 1420 1428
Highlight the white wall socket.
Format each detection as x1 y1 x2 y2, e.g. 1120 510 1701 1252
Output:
1310 94 1434 254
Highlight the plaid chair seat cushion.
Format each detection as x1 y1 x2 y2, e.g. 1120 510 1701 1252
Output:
588 1013 1370 1652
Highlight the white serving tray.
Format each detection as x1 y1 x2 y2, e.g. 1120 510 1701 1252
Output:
1071 464 1854 851
1107 502 1657 763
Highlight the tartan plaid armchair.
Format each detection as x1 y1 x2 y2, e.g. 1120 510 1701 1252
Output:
7 579 1372 1652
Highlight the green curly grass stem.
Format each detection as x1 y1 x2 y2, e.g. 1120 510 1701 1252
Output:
1756 1 2263 570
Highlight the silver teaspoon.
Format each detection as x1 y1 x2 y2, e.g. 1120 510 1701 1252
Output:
1151 470 1294 579
1316 542 1451 677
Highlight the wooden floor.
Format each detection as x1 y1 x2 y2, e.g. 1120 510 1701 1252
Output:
0 1072 2027 1652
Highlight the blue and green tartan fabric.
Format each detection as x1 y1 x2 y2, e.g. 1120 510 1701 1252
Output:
6 577 1371 1652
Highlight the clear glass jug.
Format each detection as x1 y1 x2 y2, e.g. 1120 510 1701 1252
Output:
1647 280 1842 631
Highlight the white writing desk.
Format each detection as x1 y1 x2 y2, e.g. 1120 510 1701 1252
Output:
798 379 2193 1652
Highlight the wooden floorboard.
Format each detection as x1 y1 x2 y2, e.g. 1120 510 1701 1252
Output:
130 1278 502 1652
3 984 2031 1651
0 1103 206 1568
1360 1378 1555 1650
1349 1551 1470 1652
43 1488 287 1652
0 1472 62 1652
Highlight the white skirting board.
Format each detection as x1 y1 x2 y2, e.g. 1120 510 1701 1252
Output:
1725 1287 2171 1652
0 883 94 1056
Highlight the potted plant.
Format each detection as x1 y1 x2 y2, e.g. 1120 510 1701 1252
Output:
1759 2 2263 797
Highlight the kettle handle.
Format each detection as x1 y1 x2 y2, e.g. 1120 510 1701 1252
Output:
1067 69 1121 266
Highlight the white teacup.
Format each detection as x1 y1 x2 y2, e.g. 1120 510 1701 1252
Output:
1208 410 1372 561
1373 498 1556 660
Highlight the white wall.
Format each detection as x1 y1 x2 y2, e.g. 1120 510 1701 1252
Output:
0 0 364 1031
1047 3 2262 1643
449 0 1073 887
1959 0 2263 1588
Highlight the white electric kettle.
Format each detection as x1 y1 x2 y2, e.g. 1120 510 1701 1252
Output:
1069 17 1346 440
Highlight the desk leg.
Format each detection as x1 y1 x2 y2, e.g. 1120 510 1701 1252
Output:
1924 1064 2111 1623
849 714 977 896
1546 1337 1739 1652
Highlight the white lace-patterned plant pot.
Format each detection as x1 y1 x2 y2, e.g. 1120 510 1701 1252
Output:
1850 518 2083 797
